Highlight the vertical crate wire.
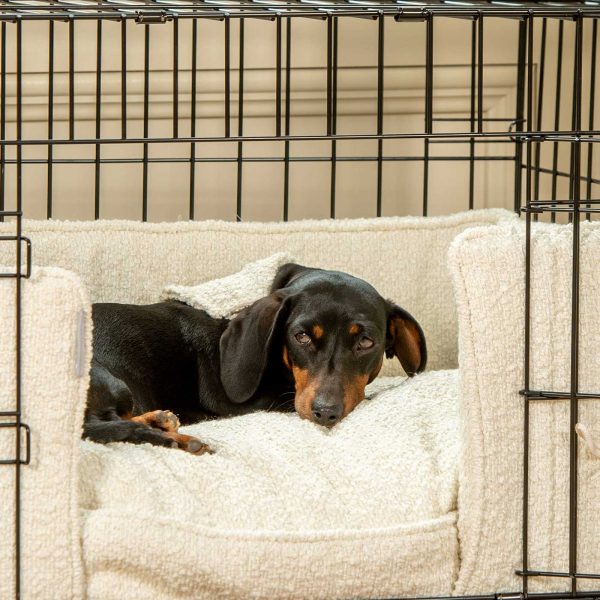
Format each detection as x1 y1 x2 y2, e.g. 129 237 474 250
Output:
0 22 32 598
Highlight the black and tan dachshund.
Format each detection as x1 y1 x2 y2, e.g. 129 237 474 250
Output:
84 263 427 454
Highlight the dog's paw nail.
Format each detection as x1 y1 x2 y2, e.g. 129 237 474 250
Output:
170 441 179 449
187 439 211 455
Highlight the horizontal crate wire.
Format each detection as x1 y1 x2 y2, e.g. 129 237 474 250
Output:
0 1 599 18
0 1 599 599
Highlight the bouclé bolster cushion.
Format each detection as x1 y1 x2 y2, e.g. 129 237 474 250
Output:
449 221 600 596
161 252 294 319
0 208 518 373
0 267 91 600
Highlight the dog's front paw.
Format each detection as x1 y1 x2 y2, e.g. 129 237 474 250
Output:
132 409 180 432
166 432 213 455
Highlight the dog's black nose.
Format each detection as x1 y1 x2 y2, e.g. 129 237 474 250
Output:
311 399 343 427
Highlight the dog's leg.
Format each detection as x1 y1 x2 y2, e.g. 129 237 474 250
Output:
131 410 211 455
85 361 210 455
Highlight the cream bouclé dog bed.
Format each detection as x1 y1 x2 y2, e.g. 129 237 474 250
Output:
78 255 462 600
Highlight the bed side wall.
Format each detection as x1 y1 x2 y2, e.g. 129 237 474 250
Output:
0 267 91 600
449 222 600 595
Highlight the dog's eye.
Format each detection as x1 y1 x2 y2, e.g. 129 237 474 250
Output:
357 336 375 350
295 332 311 345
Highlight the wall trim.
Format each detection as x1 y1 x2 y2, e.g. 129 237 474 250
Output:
0 63 519 123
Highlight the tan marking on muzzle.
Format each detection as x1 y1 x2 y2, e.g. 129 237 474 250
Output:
292 366 321 421
342 374 370 417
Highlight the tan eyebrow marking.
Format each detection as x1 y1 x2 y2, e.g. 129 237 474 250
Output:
312 325 324 339
349 324 360 335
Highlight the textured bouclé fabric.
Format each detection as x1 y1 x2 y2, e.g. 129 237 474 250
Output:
0 209 517 375
161 252 294 318
0 267 91 600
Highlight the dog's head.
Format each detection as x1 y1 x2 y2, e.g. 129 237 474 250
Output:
219 263 427 427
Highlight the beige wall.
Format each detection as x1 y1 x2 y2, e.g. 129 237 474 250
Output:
0 14 596 222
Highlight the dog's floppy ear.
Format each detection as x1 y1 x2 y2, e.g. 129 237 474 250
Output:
385 302 427 376
271 262 313 292
220 292 290 403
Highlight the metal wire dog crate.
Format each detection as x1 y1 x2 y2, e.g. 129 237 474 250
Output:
1 1 599 598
